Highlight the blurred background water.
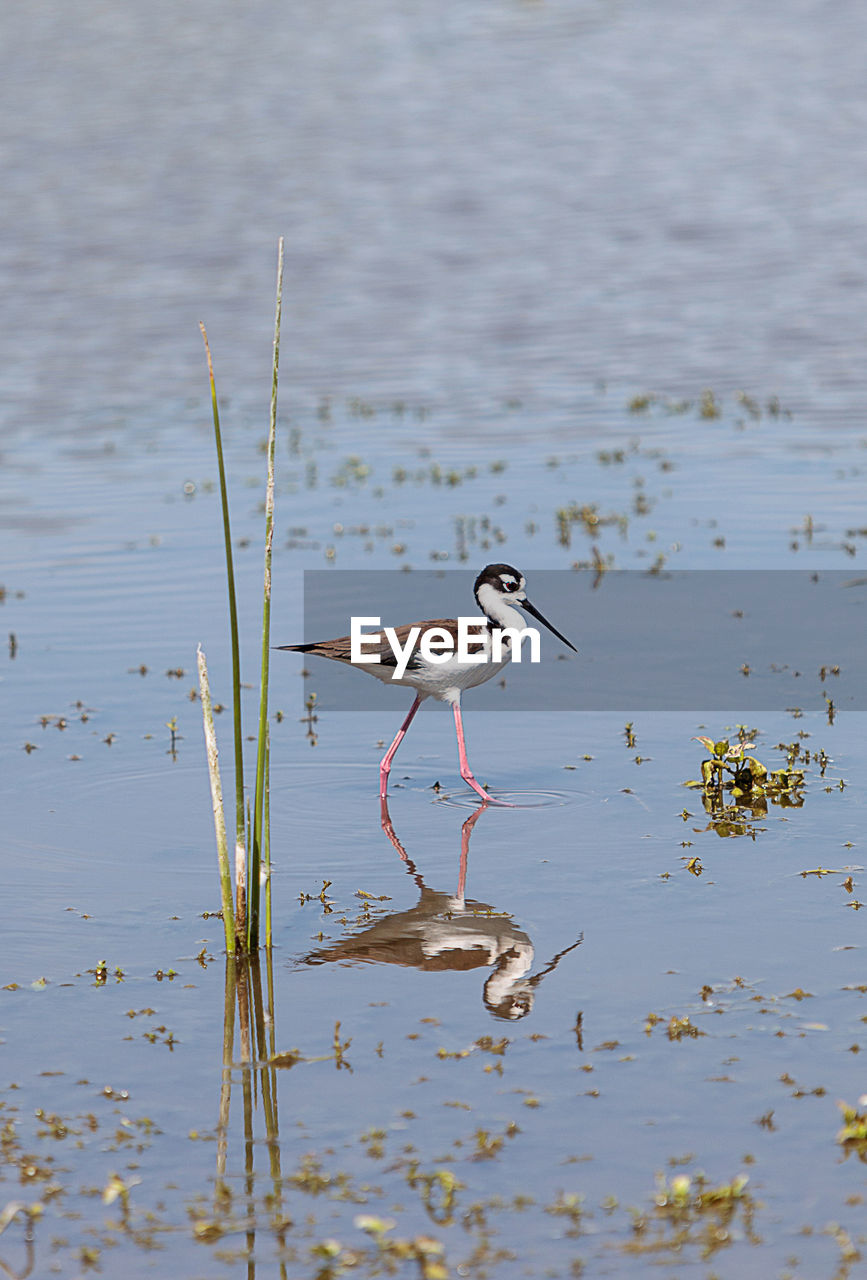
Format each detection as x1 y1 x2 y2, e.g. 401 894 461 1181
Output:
2 2 867 1277
3 0 867 429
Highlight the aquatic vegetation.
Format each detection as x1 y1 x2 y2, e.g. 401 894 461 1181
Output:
689 736 768 791
685 734 807 837
197 240 284 955
698 389 721 419
666 1015 704 1041
621 1170 758 1263
555 502 627 548
653 1170 750 1211
837 1101 867 1160
629 388 791 422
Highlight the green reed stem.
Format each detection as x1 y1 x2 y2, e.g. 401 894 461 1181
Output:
248 237 283 951
199 324 246 872
236 828 247 953
196 645 236 954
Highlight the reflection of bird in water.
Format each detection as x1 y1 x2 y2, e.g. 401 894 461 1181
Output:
276 563 576 802
296 800 583 1020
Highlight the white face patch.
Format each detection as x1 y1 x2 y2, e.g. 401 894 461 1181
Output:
497 573 523 594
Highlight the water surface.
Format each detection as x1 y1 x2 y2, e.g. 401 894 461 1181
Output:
3 1 867 1276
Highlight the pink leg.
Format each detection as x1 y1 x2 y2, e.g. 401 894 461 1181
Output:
453 701 498 803
457 803 487 898
380 694 423 798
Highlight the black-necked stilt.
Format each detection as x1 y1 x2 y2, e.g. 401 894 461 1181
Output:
277 563 577 802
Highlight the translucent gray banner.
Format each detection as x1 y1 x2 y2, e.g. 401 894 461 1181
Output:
278 569 866 711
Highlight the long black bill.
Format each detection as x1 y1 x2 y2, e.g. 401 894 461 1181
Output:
519 598 578 652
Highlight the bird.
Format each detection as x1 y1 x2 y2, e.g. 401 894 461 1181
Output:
276 563 577 802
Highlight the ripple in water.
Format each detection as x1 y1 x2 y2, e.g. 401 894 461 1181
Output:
434 788 586 810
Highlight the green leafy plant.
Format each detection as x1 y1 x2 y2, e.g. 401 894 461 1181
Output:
690 737 767 794
684 735 806 839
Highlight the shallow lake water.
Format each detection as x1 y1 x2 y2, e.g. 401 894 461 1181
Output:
3 389 866 1279
3 1 867 1278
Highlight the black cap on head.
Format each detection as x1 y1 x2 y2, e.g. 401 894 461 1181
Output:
474 563 523 595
